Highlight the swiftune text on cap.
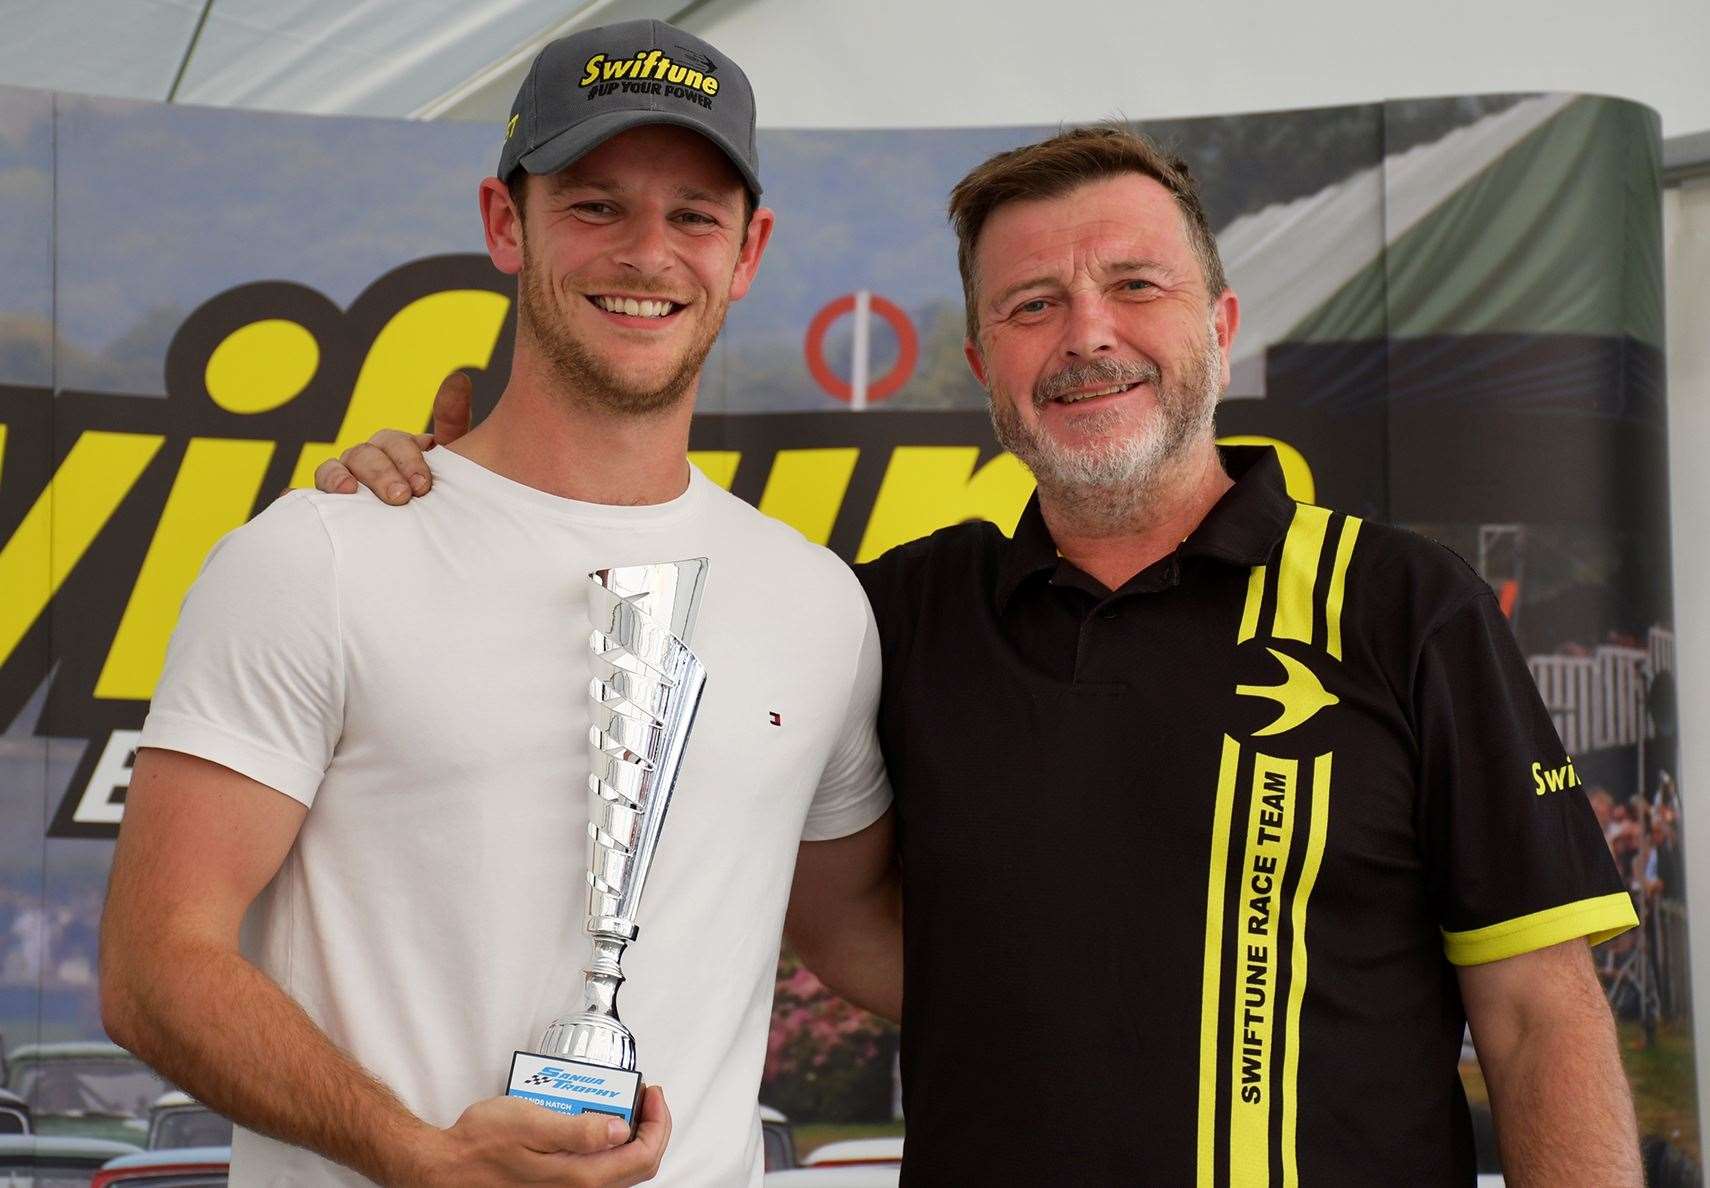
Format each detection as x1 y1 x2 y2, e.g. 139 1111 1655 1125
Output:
579 51 720 97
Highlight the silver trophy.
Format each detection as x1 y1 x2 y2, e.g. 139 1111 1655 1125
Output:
506 559 709 1135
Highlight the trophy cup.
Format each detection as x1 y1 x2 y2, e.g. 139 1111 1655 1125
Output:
505 559 709 1136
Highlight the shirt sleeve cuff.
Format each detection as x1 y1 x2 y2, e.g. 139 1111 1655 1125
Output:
799 788 893 843
1441 891 1640 966
139 710 325 808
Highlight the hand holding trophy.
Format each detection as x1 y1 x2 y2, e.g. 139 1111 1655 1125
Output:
506 559 709 1138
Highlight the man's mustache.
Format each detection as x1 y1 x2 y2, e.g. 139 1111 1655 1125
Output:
1033 357 1161 408
535 267 692 304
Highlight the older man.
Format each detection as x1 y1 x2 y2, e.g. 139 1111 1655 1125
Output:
101 21 893 1188
323 126 1641 1185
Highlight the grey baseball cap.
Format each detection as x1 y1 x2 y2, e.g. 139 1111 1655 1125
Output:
497 19 760 197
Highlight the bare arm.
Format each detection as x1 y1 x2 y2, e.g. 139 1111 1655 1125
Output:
1458 937 1641 1186
101 748 669 1187
782 808 903 1023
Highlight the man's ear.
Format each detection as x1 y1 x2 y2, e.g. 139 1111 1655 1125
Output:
479 176 524 276
963 336 988 388
1212 287 1240 390
728 205 776 303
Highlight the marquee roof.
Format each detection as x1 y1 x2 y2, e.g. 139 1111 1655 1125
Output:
0 0 701 121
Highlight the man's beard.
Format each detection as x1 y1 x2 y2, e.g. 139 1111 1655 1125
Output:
515 240 726 417
987 319 1223 535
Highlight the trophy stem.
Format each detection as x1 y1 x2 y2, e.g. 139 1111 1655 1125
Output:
537 936 639 1071
580 935 629 1017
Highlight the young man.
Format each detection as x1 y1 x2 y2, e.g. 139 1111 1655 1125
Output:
324 127 1643 1184
99 21 894 1187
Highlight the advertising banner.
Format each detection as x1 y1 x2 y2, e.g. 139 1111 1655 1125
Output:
0 87 1691 1175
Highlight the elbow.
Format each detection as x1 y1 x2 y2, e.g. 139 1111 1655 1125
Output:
97 925 145 1053
786 924 864 994
784 922 844 990
99 967 138 1052
783 922 824 974
99 977 136 1052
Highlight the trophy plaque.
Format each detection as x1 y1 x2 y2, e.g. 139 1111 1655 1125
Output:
506 558 709 1136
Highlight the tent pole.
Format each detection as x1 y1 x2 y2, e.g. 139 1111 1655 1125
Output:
167 0 217 103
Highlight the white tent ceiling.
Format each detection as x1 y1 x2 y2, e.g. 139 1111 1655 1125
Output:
3 1 1706 142
0 0 716 119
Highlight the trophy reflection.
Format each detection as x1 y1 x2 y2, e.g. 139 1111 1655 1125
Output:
505 559 709 1135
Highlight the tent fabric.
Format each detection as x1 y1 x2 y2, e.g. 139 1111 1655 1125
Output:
0 0 687 116
0 0 207 101
1217 94 1581 373
1284 95 1664 349
174 0 597 116
0 3 1660 354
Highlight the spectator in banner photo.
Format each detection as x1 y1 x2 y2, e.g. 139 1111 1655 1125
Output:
1624 794 1665 901
1650 772 1684 896
100 20 897 1188
1608 797 1645 884
323 125 1642 1183
1585 788 1636 975
1589 785 1616 832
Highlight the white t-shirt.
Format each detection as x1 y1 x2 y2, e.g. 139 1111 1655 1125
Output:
140 448 891 1186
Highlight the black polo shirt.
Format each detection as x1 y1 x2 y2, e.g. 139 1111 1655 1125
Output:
855 446 1634 1187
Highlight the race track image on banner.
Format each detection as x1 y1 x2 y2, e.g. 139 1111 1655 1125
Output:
0 85 1695 1178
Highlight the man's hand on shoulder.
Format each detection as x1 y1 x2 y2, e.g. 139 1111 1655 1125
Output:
406 1088 671 1187
311 371 473 503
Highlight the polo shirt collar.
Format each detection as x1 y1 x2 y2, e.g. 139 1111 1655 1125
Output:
994 445 1294 612
1180 444 1295 566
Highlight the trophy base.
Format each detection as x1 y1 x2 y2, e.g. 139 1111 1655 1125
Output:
506 1051 643 1139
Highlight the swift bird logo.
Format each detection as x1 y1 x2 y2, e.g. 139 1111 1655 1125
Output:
1236 647 1338 737
673 47 717 73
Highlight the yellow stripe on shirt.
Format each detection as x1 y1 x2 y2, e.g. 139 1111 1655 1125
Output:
1324 517 1361 661
1272 505 1331 645
1281 753 1332 1188
1197 736 1243 1188
1238 565 1267 644
1228 753 1298 1186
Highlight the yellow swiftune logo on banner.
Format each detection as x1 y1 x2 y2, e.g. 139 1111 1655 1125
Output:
0 254 1316 839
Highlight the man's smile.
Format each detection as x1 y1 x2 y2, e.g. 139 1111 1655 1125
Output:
585 293 688 322
1049 380 1141 406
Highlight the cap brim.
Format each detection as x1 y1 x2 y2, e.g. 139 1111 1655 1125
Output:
516 109 761 198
